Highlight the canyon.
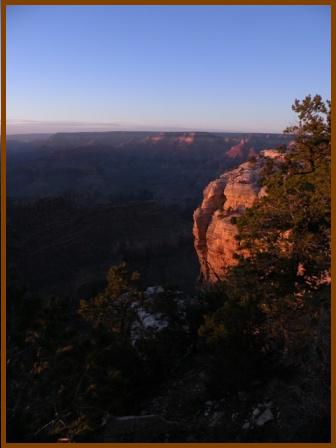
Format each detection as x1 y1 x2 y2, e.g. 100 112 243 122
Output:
7 131 290 204
7 131 290 297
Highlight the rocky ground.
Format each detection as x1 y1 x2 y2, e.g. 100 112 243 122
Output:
100 286 329 443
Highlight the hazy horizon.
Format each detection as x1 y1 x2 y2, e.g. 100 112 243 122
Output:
6 119 292 136
7 5 330 135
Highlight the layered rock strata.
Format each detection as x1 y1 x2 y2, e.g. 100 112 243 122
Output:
193 150 285 282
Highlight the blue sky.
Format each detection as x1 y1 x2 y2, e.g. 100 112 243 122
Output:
7 5 330 134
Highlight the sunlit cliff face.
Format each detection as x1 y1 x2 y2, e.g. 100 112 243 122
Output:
226 138 256 159
145 132 196 145
193 150 286 282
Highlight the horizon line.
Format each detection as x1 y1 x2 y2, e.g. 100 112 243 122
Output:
6 129 288 136
6 118 286 135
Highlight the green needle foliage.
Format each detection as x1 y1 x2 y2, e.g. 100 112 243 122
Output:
7 95 330 442
199 95 330 399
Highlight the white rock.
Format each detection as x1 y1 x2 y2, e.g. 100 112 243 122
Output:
255 408 274 427
130 308 169 346
144 286 164 297
137 309 168 330
252 407 261 417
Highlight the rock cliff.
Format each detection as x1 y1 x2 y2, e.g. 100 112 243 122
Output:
193 149 285 282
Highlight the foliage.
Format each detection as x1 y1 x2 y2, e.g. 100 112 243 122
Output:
7 264 200 441
7 95 330 442
198 95 331 397
284 94 330 173
7 266 148 442
78 263 140 338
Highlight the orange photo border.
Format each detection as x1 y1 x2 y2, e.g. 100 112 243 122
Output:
1 1 334 447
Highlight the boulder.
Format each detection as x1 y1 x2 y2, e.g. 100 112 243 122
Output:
255 408 274 427
104 414 178 441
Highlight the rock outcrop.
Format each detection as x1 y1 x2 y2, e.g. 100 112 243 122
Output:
226 137 257 159
193 150 285 282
